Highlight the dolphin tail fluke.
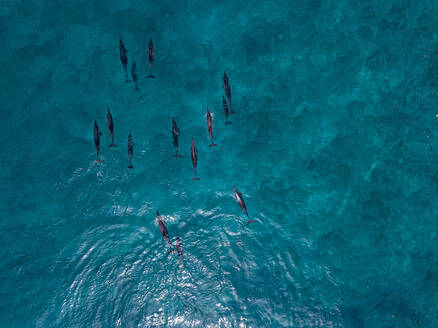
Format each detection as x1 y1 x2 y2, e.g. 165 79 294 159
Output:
209 143 217 147
128 164 134 169
168 249 176 256
230 110 237 114
147 75 155 78
247 220 256 225
225 121 232 125
95 159 103 163
109 143 117 148
192 177 200 180
173 154 182 158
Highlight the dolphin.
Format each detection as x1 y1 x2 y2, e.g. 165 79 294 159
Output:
128 133 134 169
206 107 217 147
172 117 181 158
169 235 183 267
94 120 103 162
156 211 172 246
107 108 116 147
131 60 138 90
191 139 200 180
223 71 236 114
175 235 183 266
119 38 129 82
233 187 254 225
147 38 155 78
223 96 232 125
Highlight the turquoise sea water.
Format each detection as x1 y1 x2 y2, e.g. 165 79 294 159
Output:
2 0 438 327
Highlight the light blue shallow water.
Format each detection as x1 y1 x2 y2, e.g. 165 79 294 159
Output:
2 0 438 327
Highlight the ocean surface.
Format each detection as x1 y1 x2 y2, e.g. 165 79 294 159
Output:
1 0 438 327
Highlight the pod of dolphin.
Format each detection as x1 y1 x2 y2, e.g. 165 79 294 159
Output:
92 38 253 266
